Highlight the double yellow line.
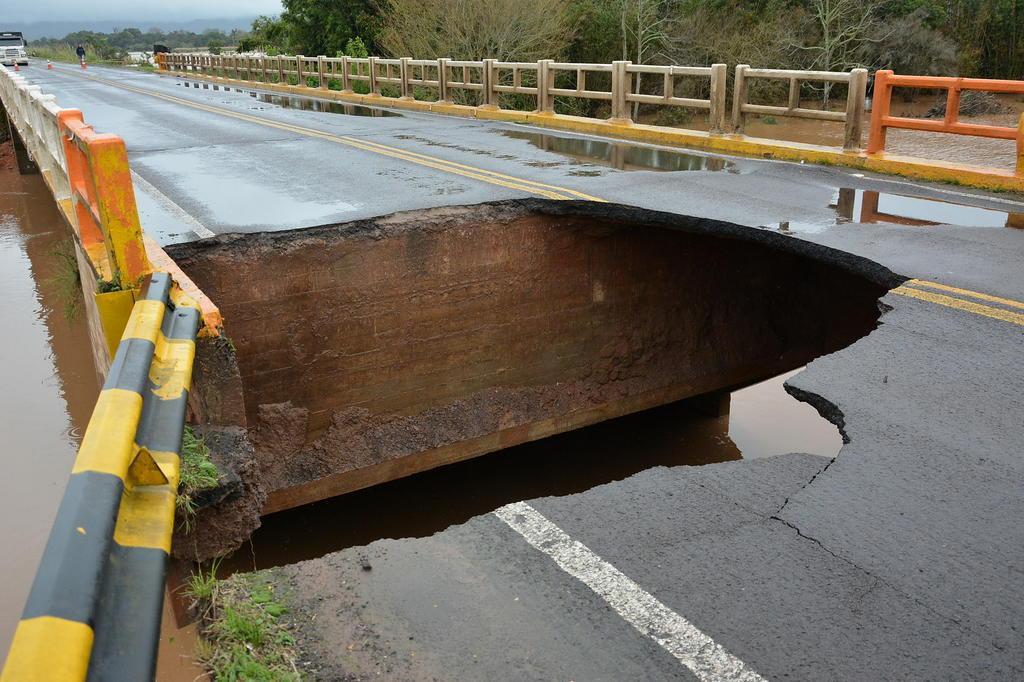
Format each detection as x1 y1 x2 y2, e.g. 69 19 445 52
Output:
52 67 1024 328
893 279 1024 327
52 67 603 202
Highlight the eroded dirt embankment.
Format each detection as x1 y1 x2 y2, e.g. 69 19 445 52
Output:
167 199 900 556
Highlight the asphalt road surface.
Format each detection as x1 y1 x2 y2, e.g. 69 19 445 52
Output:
20 64 1024 680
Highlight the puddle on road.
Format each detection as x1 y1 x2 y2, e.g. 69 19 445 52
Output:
177 80 401 117
217 368 839 575
0 164 100 657
500 129 735 172
771 187 1024 233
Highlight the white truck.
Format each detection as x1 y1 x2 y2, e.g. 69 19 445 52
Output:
0 32 29 67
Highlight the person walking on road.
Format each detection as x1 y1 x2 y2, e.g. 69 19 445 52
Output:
75 44 86 66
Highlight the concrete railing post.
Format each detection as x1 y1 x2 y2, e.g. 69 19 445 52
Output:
709 63 727 134
844 68 868 151
482 59 497 109
538 59 554 114
319 55 328 89
277 56 285 83
1017 113 1024 176
438 58 450 103
610 60 631 123
731 64 749 134
261 55 268 82
369 56 379 95
295 55 305 85
866 69 892 154
400 57 412 99
341 57 352 92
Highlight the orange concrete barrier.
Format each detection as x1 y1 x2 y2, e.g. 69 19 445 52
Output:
868 70 1024 174
57 109 151 286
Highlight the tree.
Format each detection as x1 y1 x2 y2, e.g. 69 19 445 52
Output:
799 0 887 103
279 0 379 56
618 0 674 118
377 0 573 61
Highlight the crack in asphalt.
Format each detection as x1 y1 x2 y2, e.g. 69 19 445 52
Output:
768 514 1016 659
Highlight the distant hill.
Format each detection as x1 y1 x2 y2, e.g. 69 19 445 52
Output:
7 18 257 41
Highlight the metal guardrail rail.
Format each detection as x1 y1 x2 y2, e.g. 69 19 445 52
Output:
0 64 210 680
2 273 199 681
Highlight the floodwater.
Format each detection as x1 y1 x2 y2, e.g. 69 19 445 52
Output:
771 187 1024 233
500 128 734 172
177 80 401 117
215 368 839 576
0 163 100 658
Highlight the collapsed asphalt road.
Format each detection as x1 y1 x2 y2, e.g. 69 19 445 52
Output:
15 64 1024 679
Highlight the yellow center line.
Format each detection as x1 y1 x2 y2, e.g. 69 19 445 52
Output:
906 278 1024 311
50 67 1024 327
53 67 603 202
892 285 1024 327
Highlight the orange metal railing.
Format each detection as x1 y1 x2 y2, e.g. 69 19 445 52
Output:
867 70 1024 174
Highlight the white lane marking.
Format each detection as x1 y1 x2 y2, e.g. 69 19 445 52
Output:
493 502 766 682
130 169 216 238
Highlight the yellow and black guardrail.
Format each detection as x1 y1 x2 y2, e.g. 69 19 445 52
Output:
1 272 199 681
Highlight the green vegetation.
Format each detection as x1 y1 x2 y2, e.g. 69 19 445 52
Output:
46 238 82 320
187 568 301 681
178 426 221 527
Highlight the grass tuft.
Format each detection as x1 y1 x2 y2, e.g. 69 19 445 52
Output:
46 238 82 320
190 569 301 681
177 426 221 530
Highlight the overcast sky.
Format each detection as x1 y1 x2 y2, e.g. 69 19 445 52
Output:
7 0 283 23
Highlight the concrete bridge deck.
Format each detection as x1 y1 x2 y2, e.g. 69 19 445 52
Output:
10 64 1024 679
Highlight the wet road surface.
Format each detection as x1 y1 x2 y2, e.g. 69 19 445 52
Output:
4 64 1024 679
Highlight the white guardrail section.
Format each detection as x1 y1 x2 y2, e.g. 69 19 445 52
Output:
0 65 71 204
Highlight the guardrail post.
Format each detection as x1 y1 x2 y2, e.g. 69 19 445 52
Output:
482 59 497 109
438 58 450 103
1016 113 1024 176
277 56 284 83
731 64 749 134
261 55 268 82
866 69 892 154
369 56 379 95
400 57 412 99
538 59 554 114
844 68 868 151
610 60 631 123
341 57 352 92
295 55 305 85
709 63 727 134
318 55 328 89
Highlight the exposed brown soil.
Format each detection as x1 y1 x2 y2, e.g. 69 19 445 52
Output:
0 137 14 172
172 426 266 562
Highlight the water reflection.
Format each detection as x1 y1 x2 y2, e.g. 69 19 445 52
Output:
500 129 734 172
216 368 838 575
775 187 1024 233
178 80 401 117
0 166 99 656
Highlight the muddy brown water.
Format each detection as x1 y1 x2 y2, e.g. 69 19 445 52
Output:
0 164 100 658
213 367 838 576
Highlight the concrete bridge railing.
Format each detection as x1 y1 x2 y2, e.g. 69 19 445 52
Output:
161 53 856 147
160 52 1024 191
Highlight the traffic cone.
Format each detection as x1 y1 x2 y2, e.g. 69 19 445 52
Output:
13 63 19 72
47 61 53 70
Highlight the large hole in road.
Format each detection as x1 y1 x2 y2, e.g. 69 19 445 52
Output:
166 199 898 562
